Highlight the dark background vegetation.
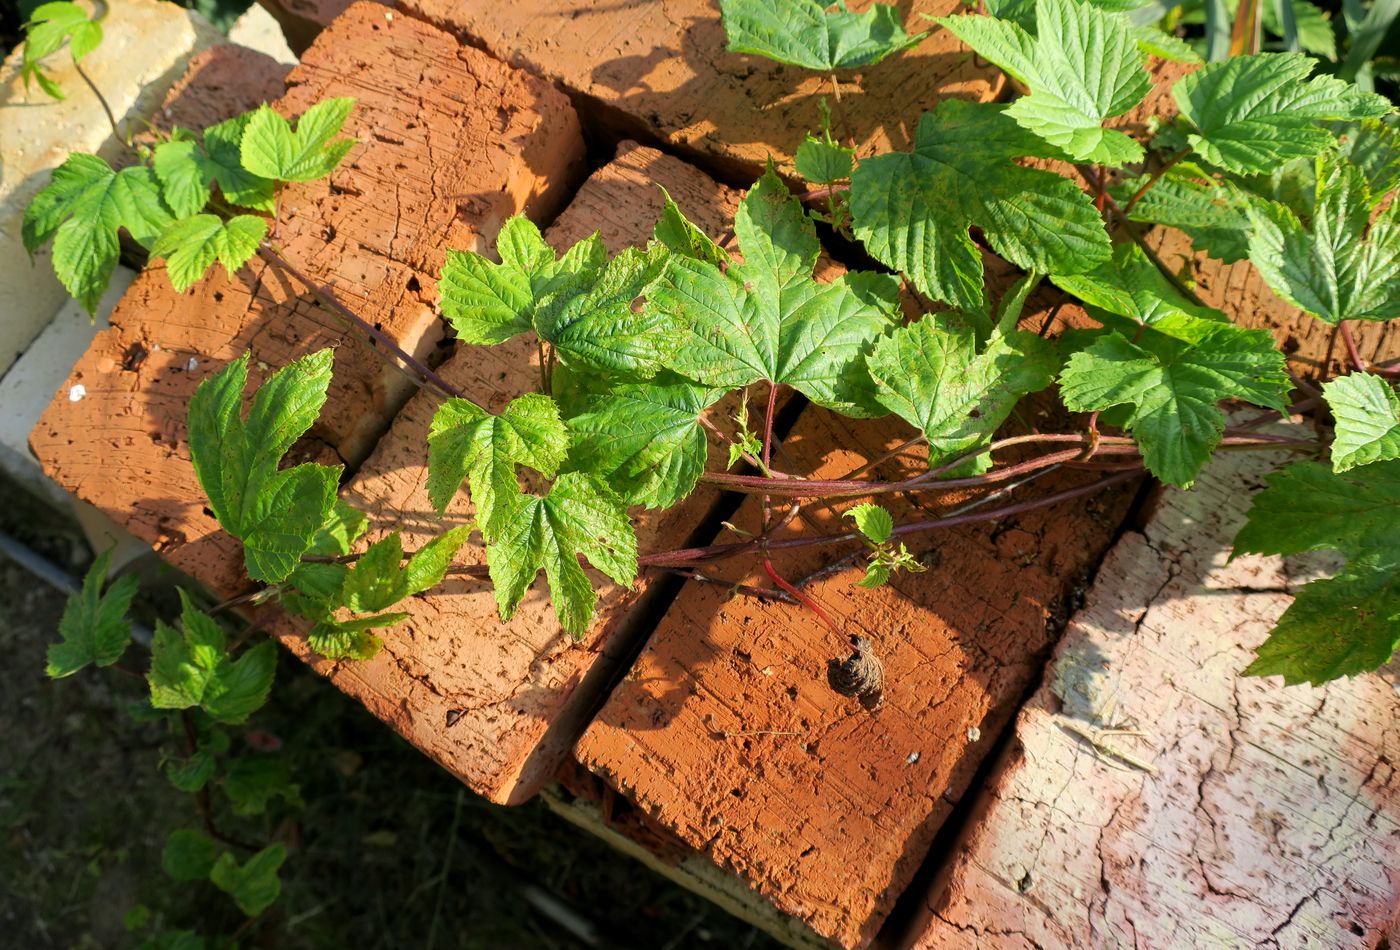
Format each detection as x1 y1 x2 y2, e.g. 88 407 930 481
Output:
0 470 779 950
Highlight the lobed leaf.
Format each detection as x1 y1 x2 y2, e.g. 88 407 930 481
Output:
1233 459 1400 684
663 168 899 414
22 154 173 313
1245 157 1400 324
147 591 276 725
486 473 637 637
210 844 286 917
1324 372 1400 472
940 0 1152 165
426 393 569 537
850 100 1110 313
1059 316 1290 486
719 0 925 70
186 350 340 583
46 548 139 678
240 98 357 182
151 214 268 293
867 316 1059 466
1174 52 1391 175
565 376 725 509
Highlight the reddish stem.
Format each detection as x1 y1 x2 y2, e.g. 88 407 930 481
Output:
764 558 842 634
1122 148 1190 215
1340 321 1370 373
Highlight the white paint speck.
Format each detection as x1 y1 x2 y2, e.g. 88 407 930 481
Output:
967 726 981 742
907 752 920 765
68 384 86 402
187 357 199 372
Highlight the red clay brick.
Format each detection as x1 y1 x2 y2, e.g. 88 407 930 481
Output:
575 400 1136 948
900 434 1400 949
396 0 1000 182
265 143 761 805
30 2 585 598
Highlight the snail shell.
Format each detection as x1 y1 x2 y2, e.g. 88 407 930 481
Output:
827 635 884 711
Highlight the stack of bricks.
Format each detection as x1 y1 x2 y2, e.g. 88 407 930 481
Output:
22 1 1400 946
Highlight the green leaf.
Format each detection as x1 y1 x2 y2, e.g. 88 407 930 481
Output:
306 612 407 661
224 757 301 816
1262 0 1338 59
46 548 138 678
654 188 729 267
1233 460 1400 684
20 2 102 99
239 98 357 182
719 0 925 69
151 214 268 293
402 524 475 594
210 844 285 917
1059 316 1290 486
153 114 278 216
533 243 684 375
939 0 1151 164
1174 52 1391 175
1245 158 1400 324
565 376 725 508
340 525 472 613
850 100 1110 312
1339 119 1400 202
1130 24 1203 63
201 113 278 212
164 747 217 793
439 218 606 344
1244 554 1400 685
147 592 276 724
1053 242 1228 326
1324 372 1400 472
426 393 570 537
486 473 637 637
1234 458 1400 558
662 168 899 414
846 503 893 544
867 317 1059 465
795 134 855 184
1115 170 1252 263
22 154 174 313
187 350 341 583
161 829 219 882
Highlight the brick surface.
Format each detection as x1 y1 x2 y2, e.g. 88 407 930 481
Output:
900 433 1400 949
30 2 585 599
0 0 219 377
575 401 1137 948
266 142 755 805
395 0 999 182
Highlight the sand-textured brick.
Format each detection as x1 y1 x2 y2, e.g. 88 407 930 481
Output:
30 2 585 598
900 434 1400 948
394 0 999 182
576 401 1137 948
268 142 759 805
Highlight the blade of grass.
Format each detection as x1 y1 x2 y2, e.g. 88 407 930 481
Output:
1205 0 1234 60
1275 0 1302 51
1340 0 1400 81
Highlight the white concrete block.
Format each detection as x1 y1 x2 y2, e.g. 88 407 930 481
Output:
228 4 298 65
0 265 136 506
0 0 220 377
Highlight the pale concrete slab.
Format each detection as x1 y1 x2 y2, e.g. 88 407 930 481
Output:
0 0 219 377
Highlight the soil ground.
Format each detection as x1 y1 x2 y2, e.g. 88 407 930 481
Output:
0 471 781 950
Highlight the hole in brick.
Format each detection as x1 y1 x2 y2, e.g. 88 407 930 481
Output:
213 291 224 303
202 507 214 518
786 686 798 701
407 275 421 293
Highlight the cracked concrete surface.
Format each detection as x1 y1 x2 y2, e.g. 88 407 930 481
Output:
900 427 1400 949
